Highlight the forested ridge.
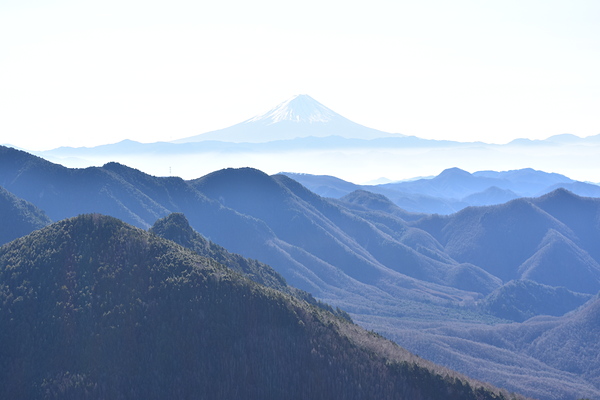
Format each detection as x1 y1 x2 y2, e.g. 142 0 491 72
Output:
0 214 520 400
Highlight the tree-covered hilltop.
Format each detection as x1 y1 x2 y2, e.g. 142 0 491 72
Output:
150 212 351 320
149 212 288 291
0 214 519 400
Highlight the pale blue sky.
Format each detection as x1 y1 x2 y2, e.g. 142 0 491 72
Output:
1 0 600 150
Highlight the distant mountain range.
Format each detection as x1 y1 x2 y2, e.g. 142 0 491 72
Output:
284 167 600 214
2 144 600 399
19 94 600 183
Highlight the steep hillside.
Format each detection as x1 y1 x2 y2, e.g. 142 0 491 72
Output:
413 196 600 294
149 212 288 291
149 212 350 319
0 185 51 245
0 214 514 400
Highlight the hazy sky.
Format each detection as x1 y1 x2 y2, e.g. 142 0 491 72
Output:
2 0 600 150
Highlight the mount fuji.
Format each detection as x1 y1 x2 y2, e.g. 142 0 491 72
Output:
173 94 401 143
25 94 600 183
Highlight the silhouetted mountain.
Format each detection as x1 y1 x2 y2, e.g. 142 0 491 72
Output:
0 214 514 400
0 185 51 245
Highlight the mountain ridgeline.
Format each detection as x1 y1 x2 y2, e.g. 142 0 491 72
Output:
0 214 514 400
3 144 600 399
149 213 351 320
284 167 600 214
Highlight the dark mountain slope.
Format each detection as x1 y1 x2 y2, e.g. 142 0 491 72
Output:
0 185 51 245
0 214 514 400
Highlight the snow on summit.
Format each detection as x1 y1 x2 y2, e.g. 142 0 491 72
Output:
173 95 399 143
248 94 338 124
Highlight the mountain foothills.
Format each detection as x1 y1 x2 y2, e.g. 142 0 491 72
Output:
2 145 600 399
0 214 516 400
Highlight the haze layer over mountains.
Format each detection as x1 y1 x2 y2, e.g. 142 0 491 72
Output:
2 144 600 400
24 94 600 183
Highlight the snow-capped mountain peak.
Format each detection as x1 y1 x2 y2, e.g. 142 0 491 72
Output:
172 94 397 143
247 94 339 125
